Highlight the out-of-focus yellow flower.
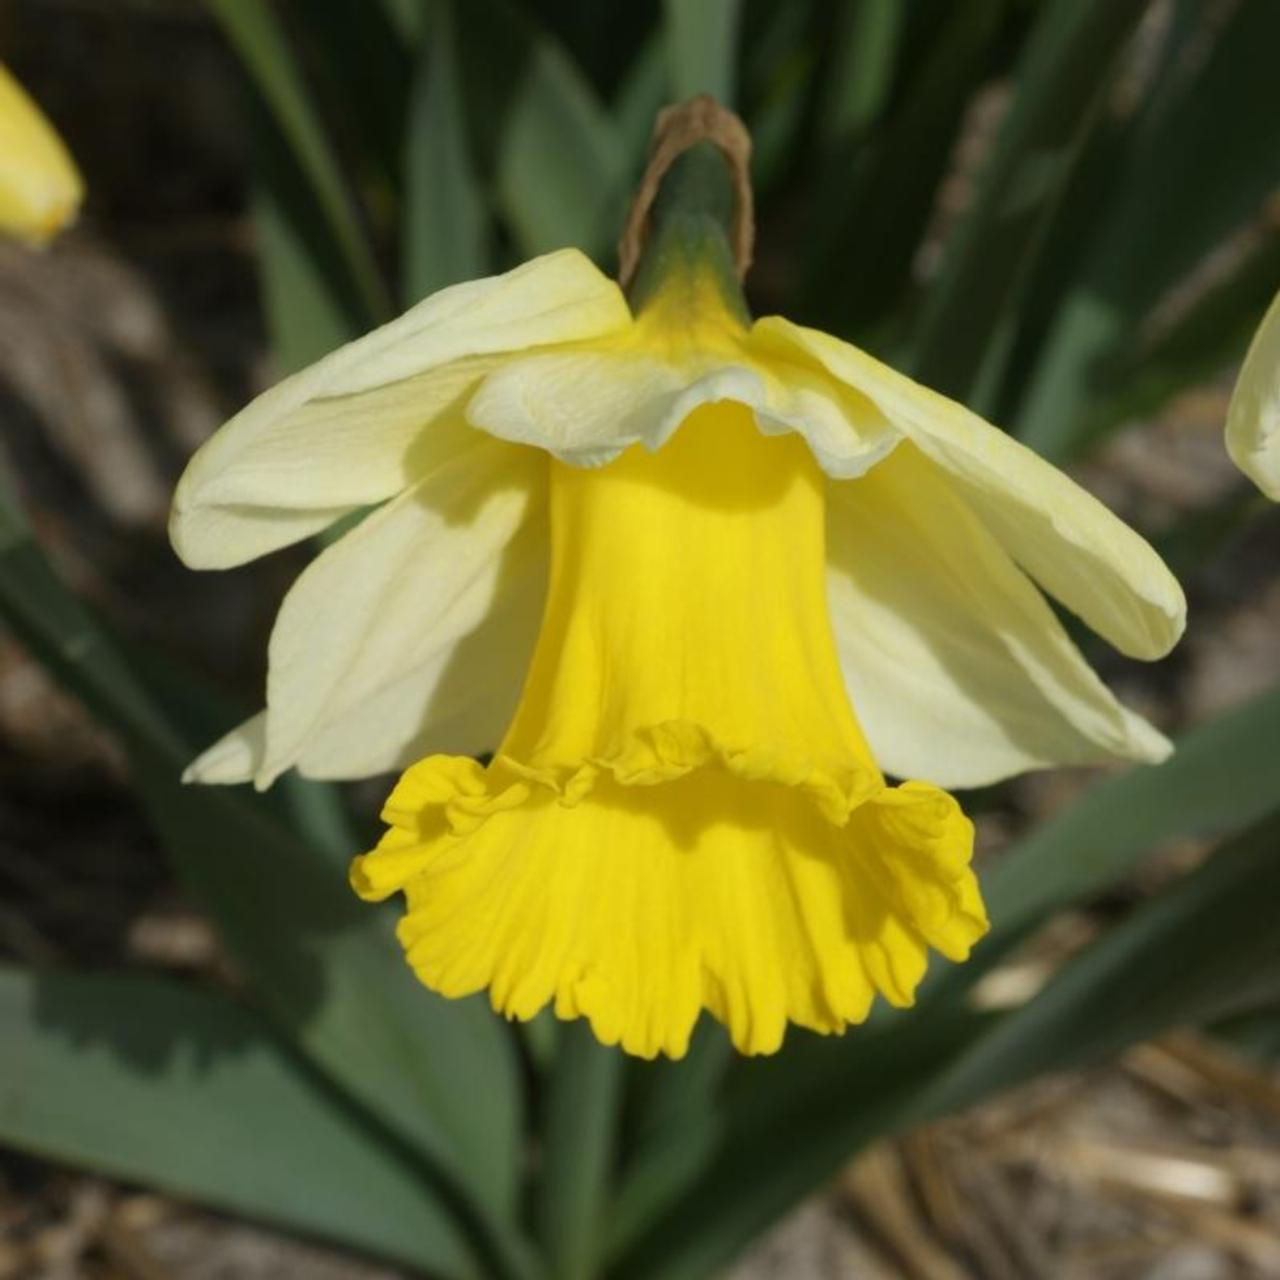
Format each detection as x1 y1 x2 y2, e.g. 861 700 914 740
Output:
170 240 1183 1057
0 63 82 247
1226 289 1280 501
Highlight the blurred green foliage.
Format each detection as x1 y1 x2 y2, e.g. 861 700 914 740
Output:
3 2 1280 1277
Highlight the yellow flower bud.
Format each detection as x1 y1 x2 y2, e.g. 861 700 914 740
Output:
0 63 83 247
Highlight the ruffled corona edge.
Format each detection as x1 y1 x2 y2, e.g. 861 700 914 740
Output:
350 721 988 1059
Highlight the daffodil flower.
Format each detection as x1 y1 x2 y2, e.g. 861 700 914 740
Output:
1226 287 1280 500
0 63 82 246
171 107 1183 1059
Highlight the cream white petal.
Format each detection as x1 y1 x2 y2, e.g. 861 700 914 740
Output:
1226 288 1280 501
759 317 1185 661
466 346 899 476
828 444 1170 788
253 432 546 788
183 712 265 785
170 249 628 569
289 575 543 780
184 536 545 786
172 365 488 567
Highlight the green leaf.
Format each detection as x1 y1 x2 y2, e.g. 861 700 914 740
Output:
908 0 1151 405
0 515 175 753
114 634 359 871
250 109 366 374
632 800 1280 1280
620 791 1280 1280
613 35 667 160
1211 1003 1280 1065
741 1 814 195
0 515 529 1271
0 967 477 1276
614 684 1280 1277
606 1022 732 1262
537 1024 623 1280
612 1008 994 1280
402 0 490 302
662 0 741 106
802 0 1008 336
978 682 1280 962
922 808 1280 1111
1017 0 1280 457
1069 227 1280 455
293 1 414 198
1152 487 1274 585
816 0 908 153
495 35 629 259
205 0 390 324
379 0 427 47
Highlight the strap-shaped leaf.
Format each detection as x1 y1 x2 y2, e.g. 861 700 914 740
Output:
662 0 741 105
613 684 1280 1278
908 0 1150 405
801 0 1007 335
292 1 414 196
402 0 490 303
205 0 389 323
1018 0 1280 457
606 1022 732 1263
250 99 367 374
739 1 814 193
611 1008 994 1280
922 809 1280 1110
536 1025 624 1280
494 33 628 258
379 0 427 47
447 0 641 263
613 36 667 161
1070 227 1280 456
0 506 528 1268
0 967 477 1275
815 0 906 154
980 682 1280 960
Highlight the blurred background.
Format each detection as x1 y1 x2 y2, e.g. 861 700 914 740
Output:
3 0 1280 1277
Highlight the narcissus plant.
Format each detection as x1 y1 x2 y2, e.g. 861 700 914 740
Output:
0 63 82 246
171 100 1184 1058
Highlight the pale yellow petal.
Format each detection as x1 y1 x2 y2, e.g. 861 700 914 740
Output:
0 65 82 246
290 537 545 780
182 523 546 785
170 250 628 568
467 348 898 476
758 317 1186 660
467 260 898 476
827 445 1169 788
183 712 265 785
172 367 488 569
254 434 545 788
1226 288 1280 501
467 350 698 465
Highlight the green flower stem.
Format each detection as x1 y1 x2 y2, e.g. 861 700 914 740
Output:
536 1022 624 1280
625 139 750 324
